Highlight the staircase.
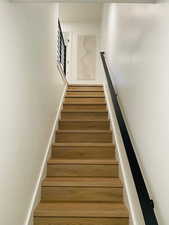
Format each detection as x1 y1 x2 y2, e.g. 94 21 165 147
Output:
34 84 129 225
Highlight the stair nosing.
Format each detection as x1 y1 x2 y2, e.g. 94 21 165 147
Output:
42 177 123 187
56 130 112 133
66 88 104 93
61 110 108 113
34 202 128 218
59 119 109 122
52 143 115 147
65 96 105 98
63 103 107 105
48 159 118 165
68 84 103 87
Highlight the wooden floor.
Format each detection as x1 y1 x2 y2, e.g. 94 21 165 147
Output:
34 84 129 225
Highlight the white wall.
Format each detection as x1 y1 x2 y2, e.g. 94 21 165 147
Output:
0 3 66 225
101 3 169 225
62 23 104 84
59 3 103 24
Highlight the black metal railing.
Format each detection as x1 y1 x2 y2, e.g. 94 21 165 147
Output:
100 52 159 225
58 20 67 76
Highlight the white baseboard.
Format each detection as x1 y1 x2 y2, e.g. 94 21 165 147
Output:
103 82 145 225
24 83 67 225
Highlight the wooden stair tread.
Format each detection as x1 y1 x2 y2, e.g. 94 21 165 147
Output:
56 130 112 133
35 202 128 218
63 102 106 105
62 110 107 113
67 90 104 92
64 100 106 104
33 84 129 224
68 84 103 87
67 90 104 91
61 110 108 112
60 119 109 122
65 91 105 98
64 98 106 103
42 177 122 187
65 96 105 98
48 159 118 165
53 143 115 147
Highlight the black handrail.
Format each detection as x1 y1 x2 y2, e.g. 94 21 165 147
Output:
58 20 67 76
100 52 159 225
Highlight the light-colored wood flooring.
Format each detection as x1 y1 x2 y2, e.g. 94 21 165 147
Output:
34 84 129 225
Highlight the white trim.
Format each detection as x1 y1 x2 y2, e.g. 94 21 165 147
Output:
103 82 145 225
24 83 67 225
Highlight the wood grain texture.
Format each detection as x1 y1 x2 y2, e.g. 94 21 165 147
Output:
35 202 128 217
52 143 115 147
64 97 106 104
52 145 115 159
68 84 103 87
42 177 122 187
33 84 129 225
48 159 118 165
59 120 110 130
55 130 112 143
42 177 123 203
61 112 108 120
47 164 118 177
66 91 105 97
41 186 123 202
63 103 107 111
35 217 128 225
67 87 104 91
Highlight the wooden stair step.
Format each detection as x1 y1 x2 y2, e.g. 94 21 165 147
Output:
34 83 129 225
42 177 122 187
34 202 128 218
63 102 106 105
52 142 115 159
65 95 104 98
67 90 104 92
67 88 104 92
67 85 103 92
34 217 129 225
61 111 108 120
47 159 118 177
63 103 107 111
66 91 104 97
68 84 103 87
52 143 115 147
48 159 118 165
59 119 110 130
62 109 108 112
64 97 106 104
41 177 123 203
55 130 112 143
55 130 112 133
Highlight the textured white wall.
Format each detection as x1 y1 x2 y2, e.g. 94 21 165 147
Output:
101 4 169 225
0 3 66 225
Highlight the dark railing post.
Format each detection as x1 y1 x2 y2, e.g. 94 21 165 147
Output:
59 30 62 64
64 45 67 75
58 19 67 76
100 51 159 225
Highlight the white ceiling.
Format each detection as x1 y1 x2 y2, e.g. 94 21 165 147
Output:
59 3 103 23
